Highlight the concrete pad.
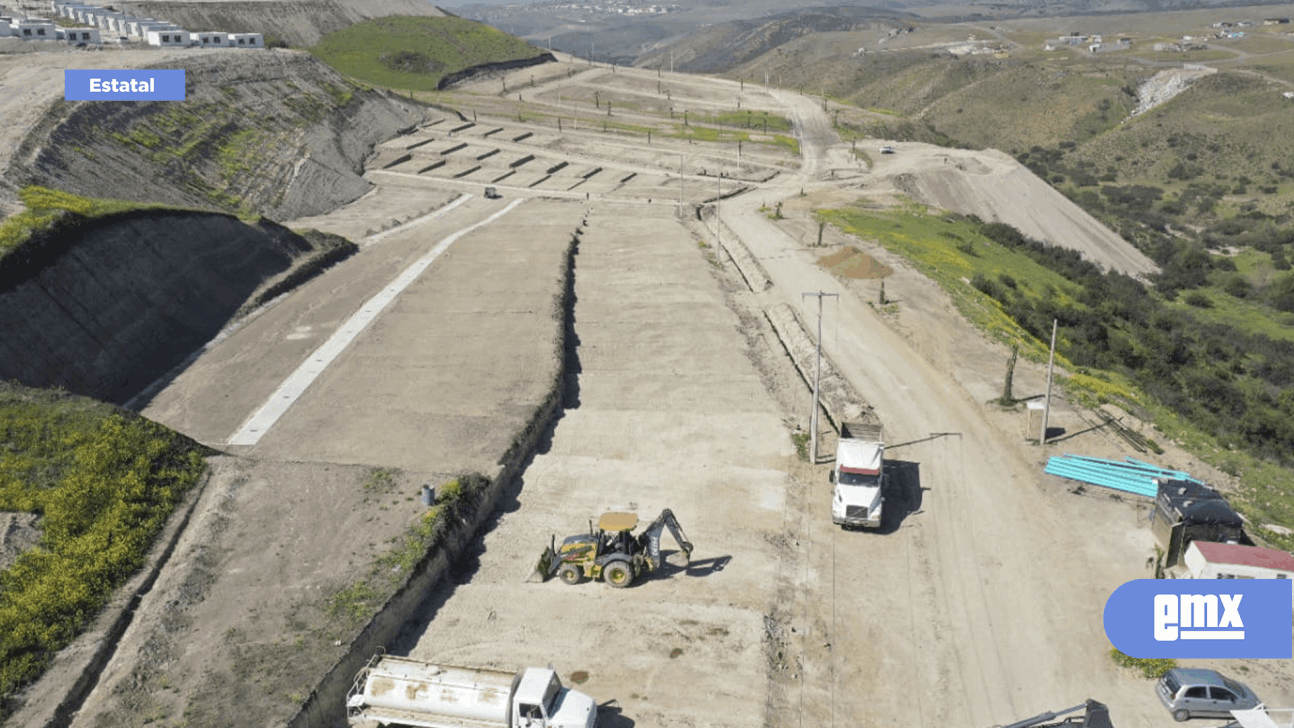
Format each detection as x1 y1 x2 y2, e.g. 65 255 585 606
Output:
246 198 582 472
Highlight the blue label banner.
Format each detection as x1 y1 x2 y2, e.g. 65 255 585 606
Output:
1104 579 1292 658
64 69 185 101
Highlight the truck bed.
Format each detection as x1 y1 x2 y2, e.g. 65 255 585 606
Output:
840 421 882 441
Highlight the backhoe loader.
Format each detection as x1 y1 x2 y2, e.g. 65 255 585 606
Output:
531 509 693 588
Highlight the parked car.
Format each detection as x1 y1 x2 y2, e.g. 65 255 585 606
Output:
1157 668 1262 722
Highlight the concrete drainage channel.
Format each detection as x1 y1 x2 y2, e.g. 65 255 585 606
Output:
282 220 586 728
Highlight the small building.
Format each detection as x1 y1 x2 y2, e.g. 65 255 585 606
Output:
193 31 227 46
227 32 262 47
146 28 189 46
14 18 57 40
1152 478 1249 568
1182 540 1294 581
126 19 169 37
57 25 100 43
57 2 89 20
95 12 124 31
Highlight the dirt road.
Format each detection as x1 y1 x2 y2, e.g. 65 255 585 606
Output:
725 82 1290 726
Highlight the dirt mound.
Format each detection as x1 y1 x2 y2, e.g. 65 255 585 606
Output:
817 245 893 279
880 147 1159 278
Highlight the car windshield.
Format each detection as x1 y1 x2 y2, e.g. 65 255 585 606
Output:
838 471 878 487
1223 677 1246 696
1163 674 1181 693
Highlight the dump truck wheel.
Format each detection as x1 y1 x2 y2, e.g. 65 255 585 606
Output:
604 560 634 588
558 563 582 585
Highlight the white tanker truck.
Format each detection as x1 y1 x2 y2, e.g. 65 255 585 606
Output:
346 653 598 728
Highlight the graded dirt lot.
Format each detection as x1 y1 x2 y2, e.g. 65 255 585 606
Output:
400 199 793 727
6 50 1291 728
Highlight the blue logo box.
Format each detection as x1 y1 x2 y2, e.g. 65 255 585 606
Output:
64 69 185 101
1104 579 1292 658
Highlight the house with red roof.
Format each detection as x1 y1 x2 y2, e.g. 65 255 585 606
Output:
1182 540 1294 581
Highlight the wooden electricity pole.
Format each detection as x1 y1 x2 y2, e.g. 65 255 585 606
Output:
802 291 839 463
1041 319 1058 445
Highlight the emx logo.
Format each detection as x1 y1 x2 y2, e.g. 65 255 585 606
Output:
1154 593 1244 641
1104 579 1292 659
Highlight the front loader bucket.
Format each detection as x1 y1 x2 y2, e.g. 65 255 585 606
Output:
528 538 557 583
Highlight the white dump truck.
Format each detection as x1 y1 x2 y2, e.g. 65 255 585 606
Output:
830 422 884 529
346 653 598 728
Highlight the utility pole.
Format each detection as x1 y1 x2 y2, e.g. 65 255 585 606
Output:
1040 319 1058 445
802 291 839 464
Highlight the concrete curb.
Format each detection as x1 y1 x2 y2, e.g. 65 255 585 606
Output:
763 302 871 433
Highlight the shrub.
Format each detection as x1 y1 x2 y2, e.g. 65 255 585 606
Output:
1109 648 1177 679
0 407 208 702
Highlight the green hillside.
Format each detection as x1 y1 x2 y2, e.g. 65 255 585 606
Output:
309 16 546 91
0 384 210 709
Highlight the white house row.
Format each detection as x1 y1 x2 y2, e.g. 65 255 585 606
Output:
0 16 93 42
3 0 265 47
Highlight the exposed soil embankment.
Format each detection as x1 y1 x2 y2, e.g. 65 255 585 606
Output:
125 0 446 47
437 53 558 90
11 51 425 222
0 211 354 405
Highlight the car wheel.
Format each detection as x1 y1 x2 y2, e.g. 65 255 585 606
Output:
1174 710 1190 722
557 563 582 585
604 560 634 588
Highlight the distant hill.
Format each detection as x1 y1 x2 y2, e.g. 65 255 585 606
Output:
460 0 1294 69
635 6 919 73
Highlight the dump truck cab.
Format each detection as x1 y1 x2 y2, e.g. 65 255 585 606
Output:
513 667 597 728
831 423 885 529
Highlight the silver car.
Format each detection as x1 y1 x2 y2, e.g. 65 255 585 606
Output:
1157 668 1262 722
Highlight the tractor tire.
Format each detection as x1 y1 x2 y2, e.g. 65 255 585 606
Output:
604 560 634 588
558 563 582 585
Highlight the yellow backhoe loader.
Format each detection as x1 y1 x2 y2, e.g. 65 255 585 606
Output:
531 509 693 588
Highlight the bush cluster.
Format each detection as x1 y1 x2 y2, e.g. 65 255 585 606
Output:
0 400 208 708
1109 648 1177 679
964 217 1294 464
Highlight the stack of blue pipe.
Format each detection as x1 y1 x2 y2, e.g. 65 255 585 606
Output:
1043 455 1202 497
